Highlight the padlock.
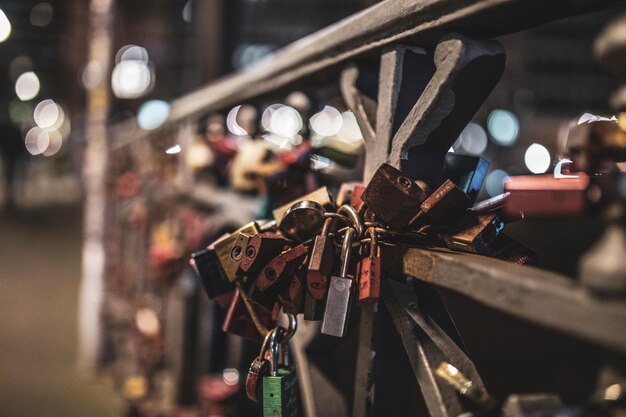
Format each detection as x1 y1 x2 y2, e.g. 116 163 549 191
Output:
272 186 334 224
263 329 298 417
362 163 429 229
415 179 471 226
321 227 356 337
246 328 275 402
443 213 504 254
443 153 490 203
278 200 326 242
225 232 255 280
336 181 363 206
303 291 325 321
280 267 306 315
307 217 335 300
357 227 381 305
503 174 590 218
247 283 281 315
350 184 367 213
190 234 233 299
222 288 274 342
214 222 260 281
240 232 288 276
257 245 308 291
487 233 539 266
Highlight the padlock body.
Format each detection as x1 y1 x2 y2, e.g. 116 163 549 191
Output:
281 269 305 315
263 368 298 417
214 223 259 281
222 289 274 342
357 256 380 305
420 179 471 225
321 275 354 337
444 154 489 202
303 291 324 321
240 233 287 276
225 232 253 280
362 163 428 228
257 245 308 291
307 234 334 299
503 174 589 218
190 247 233 299
444 213 504 254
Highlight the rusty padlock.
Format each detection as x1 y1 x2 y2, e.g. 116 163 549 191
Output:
307 217 335 300
239 232 288 276
357 227 381 305
414 179 472 226
362 163 429 229
222 288 274 342
280 267 306 315
257 244 308 291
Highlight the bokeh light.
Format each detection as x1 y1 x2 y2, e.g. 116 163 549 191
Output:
80 60 105 90
137 100 170 130
485 169 510 197
261 104 283 132
15 72 40 101
310 106 343 137
222 368 239 386
226 105 249 136
182 0 192 22
30 3 54 27
524 143 551 174
0 9 12 43
457 123 488 155
24 127 50 155
336 111 363 144
9 56 33 81
42 130 63 157
33 99 61 129
487 109 519 146
269 105 302 138
111 45 153 99
166 144 182 154
135 308 160 337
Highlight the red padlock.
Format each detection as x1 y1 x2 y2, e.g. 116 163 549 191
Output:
357 227 381 305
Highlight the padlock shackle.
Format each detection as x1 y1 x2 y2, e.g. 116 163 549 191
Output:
339 228 356 278
367 227 379 257
338 204 364 238
320 216 335 236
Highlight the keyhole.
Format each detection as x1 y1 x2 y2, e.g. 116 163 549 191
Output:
265 267 277 281
231 245 242 260
397 175 412 188
246 246 256 258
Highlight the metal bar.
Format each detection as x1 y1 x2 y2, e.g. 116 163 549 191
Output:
111 0 619 146
391 247 626 353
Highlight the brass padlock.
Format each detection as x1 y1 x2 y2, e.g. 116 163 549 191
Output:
278 201 326 242
272 186 334 224
225 232 255 280
214 222 260 282
362 163 429 229
443 213 504 254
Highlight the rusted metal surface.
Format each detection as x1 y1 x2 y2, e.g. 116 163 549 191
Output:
390 247 626 353
111 0 619 147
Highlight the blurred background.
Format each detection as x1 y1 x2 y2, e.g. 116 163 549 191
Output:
0 1 625 416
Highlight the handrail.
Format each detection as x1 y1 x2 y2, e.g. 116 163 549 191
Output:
395 247 626 353
110 0 619 147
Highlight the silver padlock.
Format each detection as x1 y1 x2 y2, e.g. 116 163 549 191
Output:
321 225 356 338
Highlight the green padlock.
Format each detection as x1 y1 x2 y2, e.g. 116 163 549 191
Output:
262 328 298 417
